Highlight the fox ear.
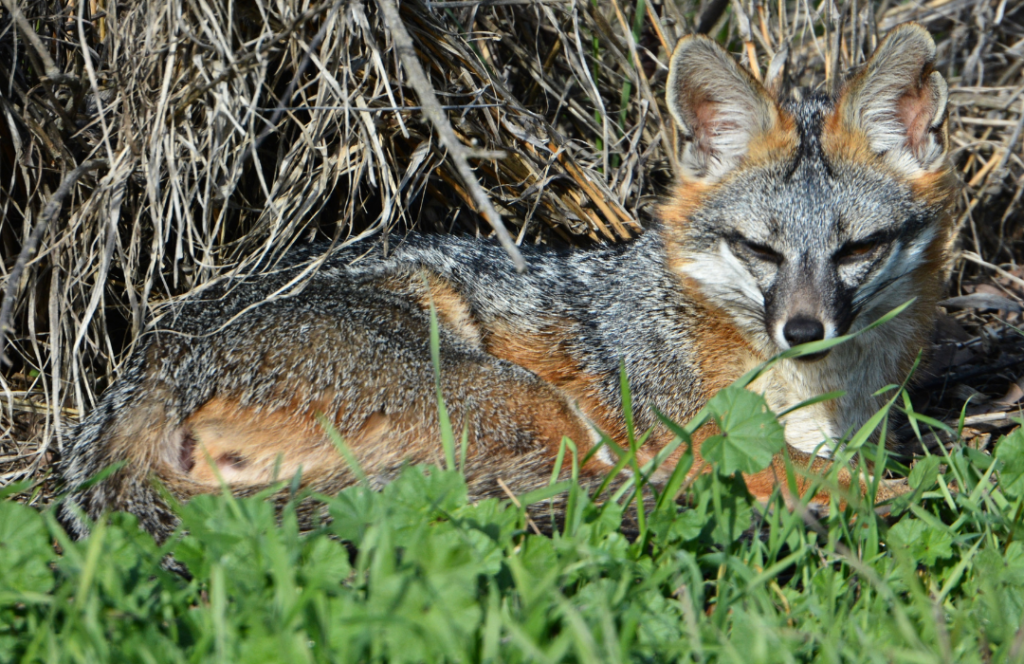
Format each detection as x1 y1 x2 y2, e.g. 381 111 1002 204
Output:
836 23 949 173
666 35 781 181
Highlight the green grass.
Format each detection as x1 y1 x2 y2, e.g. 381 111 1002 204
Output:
3 413 1024 662
4 301 1024 662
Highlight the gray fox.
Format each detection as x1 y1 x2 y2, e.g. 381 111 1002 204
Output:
59 23 956 541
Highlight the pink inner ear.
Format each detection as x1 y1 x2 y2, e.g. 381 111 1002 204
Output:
692 99 742 150
693 101 720 152
898 84 936 157
693 98 719 128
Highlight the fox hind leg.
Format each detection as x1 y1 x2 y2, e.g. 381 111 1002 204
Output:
60 280 609 541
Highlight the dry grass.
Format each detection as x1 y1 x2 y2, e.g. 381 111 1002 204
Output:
0 0 1022 499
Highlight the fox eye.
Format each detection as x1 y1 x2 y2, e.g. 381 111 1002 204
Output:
835 237 882 264
735 238 783 264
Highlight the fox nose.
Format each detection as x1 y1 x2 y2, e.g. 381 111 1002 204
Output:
783 317 825 347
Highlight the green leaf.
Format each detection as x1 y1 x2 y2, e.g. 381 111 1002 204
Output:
997 426 1024 499
700 386 785 476
709 474 753 546
908 455 943 491
428 292 457 472
648 506 704 544
0 502 55 596
887 518 954 566
519 482 573 508
319 413 368 487
0 480 31 501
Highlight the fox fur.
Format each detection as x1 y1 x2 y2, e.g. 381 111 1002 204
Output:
59 23 958 541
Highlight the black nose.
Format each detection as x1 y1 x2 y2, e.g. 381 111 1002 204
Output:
783 317 825 347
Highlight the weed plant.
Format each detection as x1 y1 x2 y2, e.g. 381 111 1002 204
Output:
3 414 1024 662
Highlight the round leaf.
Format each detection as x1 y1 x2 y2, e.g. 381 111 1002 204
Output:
701 386 785 476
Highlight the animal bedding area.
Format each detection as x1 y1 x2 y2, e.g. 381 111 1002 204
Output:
5 2 1024 659
1 0 1023 504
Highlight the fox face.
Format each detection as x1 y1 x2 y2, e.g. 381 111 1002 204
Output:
662 24 956 359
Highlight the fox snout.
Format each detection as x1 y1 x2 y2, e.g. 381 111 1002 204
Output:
783 317 826 355
767 272 851 361
770 308 830 359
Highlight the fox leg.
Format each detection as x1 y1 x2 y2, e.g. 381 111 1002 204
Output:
740 446 910 508
177 353 605 499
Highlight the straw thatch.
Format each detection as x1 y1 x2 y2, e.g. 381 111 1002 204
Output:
1 0 1022 498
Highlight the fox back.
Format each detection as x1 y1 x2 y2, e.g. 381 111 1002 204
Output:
59 23 956 541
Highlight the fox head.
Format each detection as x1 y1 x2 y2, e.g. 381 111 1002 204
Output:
662 23 957 360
